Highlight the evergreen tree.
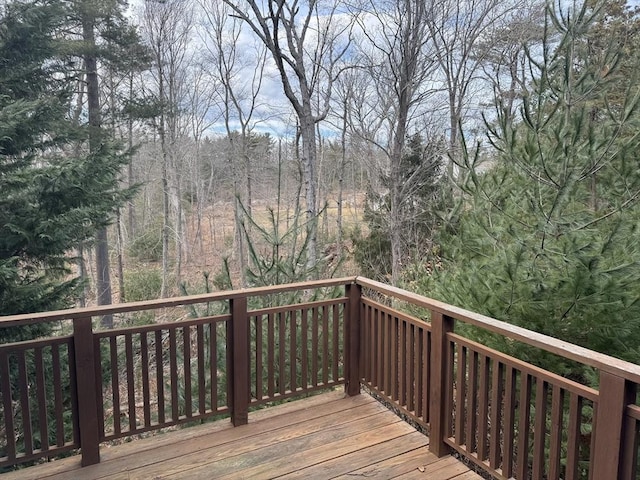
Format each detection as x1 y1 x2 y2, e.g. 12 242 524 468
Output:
354 133 446 281
424 1 640 380
0 0 131 340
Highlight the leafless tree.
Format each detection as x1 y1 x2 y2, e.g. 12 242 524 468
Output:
221 0 353 274
477 2 546 125
199 0 270 285
183 62 220 259
353 0 438 285
425 0 525 175
141 0 194 296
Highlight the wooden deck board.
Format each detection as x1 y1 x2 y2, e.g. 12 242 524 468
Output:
4 390 481 480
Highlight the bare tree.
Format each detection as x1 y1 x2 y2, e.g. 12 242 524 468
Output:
141 0 194 296
183 62 219 260
425 0 525 175
222 0 353 274
353 0 438 285
478 2 546 124
199 0 269 285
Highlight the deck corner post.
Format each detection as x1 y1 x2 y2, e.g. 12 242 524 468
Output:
592 370 636 479
72 316 101 466
429 311 454 458
229 295 250 426
345 282 362 396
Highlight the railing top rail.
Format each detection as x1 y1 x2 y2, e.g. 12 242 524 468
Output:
356 276 640 384
0 277 356 328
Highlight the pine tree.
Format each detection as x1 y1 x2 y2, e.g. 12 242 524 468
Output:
424 1 640 380
0 0 132 341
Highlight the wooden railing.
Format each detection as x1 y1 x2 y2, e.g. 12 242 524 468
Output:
1 276 640 479
0 278 352 469
357 277 640 480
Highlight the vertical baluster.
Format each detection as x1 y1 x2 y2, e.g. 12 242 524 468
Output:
414 326 422 418
169 328 179 422
516 373 532 480
278 312 286 394
589 401 598 480
110 336 120 435
502 366 517 478
620 414 639 479
0 351 16 461
291 310 298 392
477 354 490 461
408 324 416 414
34 347 49 452
465 350 478 454
399 318 406 405
93 337 104 440
455 343 467 446
322 305 329 386
17 351 33 456
125 332 136 431
311 309 317 388
566 393 583 479
256 315 264 401
386 312 393 396
390 314 397 400
548 385 564 480
209 322 218 410
140 332 151 426
360 303 367 386
67 341 80 447
332 303 339 382
532 379 548 479
196 325 205 415
489 361 504 470
267 313 276 398
423 328 430 424
301 310 308 390
183 326 192 417
155 330 165 424
51 345 65 447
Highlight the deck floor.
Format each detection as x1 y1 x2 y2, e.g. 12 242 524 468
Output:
5 390 481 480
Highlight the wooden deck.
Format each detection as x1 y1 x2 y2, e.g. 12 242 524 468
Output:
4 390 481 480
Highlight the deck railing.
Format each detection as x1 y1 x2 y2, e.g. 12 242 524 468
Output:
1 276 640 479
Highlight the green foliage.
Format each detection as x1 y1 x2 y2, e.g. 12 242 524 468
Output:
353 133 447 281
120 268 163 326
124 268 162 302
128 221 164 262
424 1 640 381
0 0 144 468
0 1 133 332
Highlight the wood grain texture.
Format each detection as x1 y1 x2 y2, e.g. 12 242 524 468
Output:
3 391 478 480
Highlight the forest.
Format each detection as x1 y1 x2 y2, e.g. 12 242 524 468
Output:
2 0 640 379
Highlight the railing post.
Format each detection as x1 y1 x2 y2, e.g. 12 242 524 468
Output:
429 311 454 457
72 316 100 466
592 371 636 479
345 283 362 396
229 295 249 426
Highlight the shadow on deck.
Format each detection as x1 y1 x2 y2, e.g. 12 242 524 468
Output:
3 390 480 480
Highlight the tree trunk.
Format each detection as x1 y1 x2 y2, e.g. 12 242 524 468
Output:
337 97 348 258
159 71 171 298
82 6 113 326
128 74 136 238
299 112 318 274
116 208 125 303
